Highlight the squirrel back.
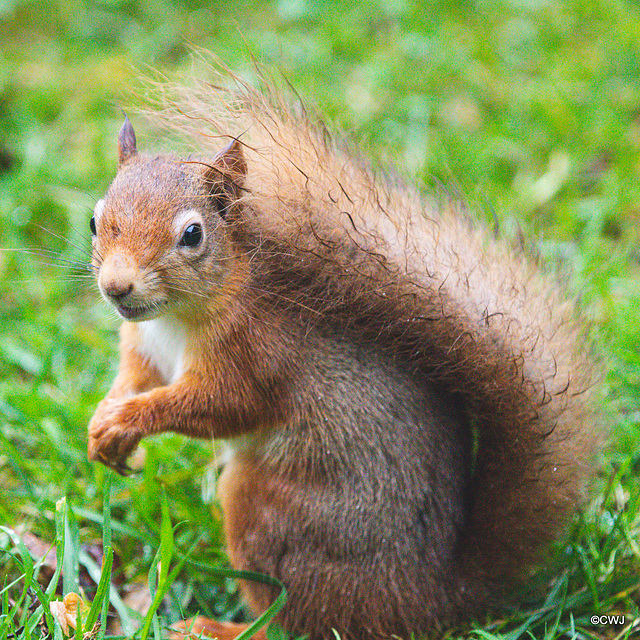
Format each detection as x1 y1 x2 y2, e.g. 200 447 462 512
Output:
91 66 601 638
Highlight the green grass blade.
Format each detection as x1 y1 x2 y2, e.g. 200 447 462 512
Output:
79 546 137 634
0 527 34 590
576 545 601 612
25 582 55 636
140 488 174 640
172 558 288 640
97 473 113 640
0 571 30 630
233 578 287 640
159 488 173 587
72 506 149 544
102 473 112 551
63 502 80 596
84 545 113 631
43 497 68 598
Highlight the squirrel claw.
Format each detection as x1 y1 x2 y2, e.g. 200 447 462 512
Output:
87 397 143 475
92 448 135 476
109 459 135 477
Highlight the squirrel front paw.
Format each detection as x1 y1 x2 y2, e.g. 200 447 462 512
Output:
88 398 143 475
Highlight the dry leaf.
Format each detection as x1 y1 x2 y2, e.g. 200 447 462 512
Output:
49 593 88 635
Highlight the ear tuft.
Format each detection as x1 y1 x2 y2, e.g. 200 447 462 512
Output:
203 139 247 219
118 116 138 165
213 138 247 181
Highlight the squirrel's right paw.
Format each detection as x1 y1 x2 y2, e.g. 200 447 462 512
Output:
87 398 142 475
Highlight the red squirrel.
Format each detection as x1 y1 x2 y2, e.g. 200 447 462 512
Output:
87 70 601 640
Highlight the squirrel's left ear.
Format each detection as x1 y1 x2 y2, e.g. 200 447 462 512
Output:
203 139 247 219
118 116 138 166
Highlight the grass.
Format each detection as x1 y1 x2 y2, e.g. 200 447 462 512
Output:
0 0 639 638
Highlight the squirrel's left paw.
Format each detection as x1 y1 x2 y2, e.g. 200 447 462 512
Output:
88 399 143 475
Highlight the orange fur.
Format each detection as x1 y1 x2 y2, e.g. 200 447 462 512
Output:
170 618 265 640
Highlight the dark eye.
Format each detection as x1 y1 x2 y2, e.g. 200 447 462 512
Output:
90 214 96 235
179 223 203 248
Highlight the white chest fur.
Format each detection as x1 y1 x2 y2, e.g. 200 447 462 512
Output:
137 317 188 384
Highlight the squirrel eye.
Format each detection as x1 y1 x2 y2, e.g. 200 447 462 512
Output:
90 214 96 235
179 223 203 248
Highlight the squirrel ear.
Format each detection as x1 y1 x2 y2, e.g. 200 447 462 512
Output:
118 116 138 165
203 139 247 219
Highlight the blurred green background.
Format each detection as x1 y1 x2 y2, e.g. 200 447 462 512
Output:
1 0 639 637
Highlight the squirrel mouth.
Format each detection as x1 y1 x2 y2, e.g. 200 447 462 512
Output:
116 301 166 321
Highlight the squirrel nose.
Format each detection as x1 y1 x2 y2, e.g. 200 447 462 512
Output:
99 252 138 301
103 280 134 300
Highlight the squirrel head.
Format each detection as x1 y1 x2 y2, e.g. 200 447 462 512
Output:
91 117 247 322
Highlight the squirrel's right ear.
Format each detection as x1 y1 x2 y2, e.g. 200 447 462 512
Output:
203 139 247 219
118 116 138 166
